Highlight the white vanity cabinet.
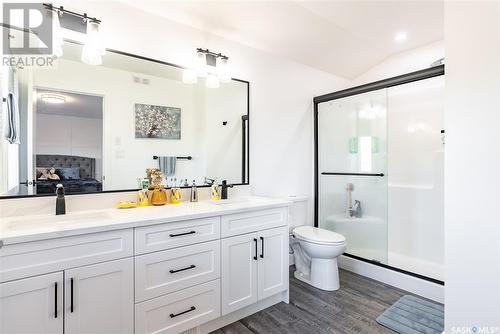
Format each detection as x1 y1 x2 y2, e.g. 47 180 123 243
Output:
0 272 63 334
221 210 288 316
0 229 134 334
64 258 134 334
0 258 134 334
0 201 290 334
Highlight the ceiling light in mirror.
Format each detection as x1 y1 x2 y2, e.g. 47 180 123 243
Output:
81 21 105 65
40 93 66 104
394 32 408 42
182 68 198 84
218 57 231 83
206 73 220 88
196 51 207 77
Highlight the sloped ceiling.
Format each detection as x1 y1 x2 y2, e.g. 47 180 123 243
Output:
118 0 443 79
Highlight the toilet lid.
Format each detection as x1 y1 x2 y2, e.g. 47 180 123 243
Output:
293 226 346 245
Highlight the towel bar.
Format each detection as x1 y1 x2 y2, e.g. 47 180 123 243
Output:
153 156 192 160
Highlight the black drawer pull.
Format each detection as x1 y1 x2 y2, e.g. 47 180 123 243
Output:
70 278 74 313
169 231 196 238
170 306 196 318
253 238 258 260
260 236 264 258
169 264 196 274
54 282 58 318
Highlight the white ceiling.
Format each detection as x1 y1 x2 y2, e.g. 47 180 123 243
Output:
119 0 443 79
36 89 103 119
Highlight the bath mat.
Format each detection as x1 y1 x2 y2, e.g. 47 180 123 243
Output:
376 295 444 334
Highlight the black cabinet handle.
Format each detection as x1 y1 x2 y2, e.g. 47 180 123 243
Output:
169 231 196 237
54 282 58 318
70 278 74 313
253 238 258 260
170 306 196 318
260 237 264 258
169 264 196 274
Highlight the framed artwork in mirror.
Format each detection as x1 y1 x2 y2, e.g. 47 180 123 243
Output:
134 103 181 139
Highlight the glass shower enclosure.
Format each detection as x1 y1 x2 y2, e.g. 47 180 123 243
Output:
314 66 445 283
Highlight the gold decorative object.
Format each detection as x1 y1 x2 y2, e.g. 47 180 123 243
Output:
149 186 168 206
146 168 164 188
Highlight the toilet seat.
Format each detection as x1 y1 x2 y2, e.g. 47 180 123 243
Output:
293 226 346 246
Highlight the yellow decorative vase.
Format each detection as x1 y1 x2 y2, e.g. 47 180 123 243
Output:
149 187 168 206
170 188 182 204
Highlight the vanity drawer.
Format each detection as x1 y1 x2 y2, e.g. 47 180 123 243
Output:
221 207 288 237
134 216 220 254
135 240 220 302
135 279 220 334
0 229 133 283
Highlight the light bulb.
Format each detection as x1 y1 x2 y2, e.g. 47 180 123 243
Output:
81 21 105 66
196 51 207 77
217 57 231 83
206 73 220 88
182 68 197 84
51 9 63 57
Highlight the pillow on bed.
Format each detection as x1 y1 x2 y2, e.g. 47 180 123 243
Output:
36 168 49 180
57 167 81 180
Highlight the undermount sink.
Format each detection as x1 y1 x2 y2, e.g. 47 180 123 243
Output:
209 198 255 205
1 211 112 231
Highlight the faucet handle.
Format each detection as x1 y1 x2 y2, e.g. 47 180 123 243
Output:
55 183 65 195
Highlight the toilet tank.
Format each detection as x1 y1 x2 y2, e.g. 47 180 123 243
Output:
288 196 310 266
288 196 310 232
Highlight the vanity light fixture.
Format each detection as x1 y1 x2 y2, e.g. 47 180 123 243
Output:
42 3 104 65
50 7 64 57
183 48 231 87
81 20 105 66
40 93 66 104
206 73 220 89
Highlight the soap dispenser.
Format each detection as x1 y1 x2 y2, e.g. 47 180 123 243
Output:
190 180 198 202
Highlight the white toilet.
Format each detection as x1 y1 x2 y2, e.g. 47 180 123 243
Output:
291 226 347 291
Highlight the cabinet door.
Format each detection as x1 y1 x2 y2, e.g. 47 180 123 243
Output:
0 272 63 334
65 258 134 334
221 233 258 315
257 226 288 300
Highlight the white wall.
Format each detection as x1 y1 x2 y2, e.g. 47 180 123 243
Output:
444 1 500 331
35 113 103 180
55 1 347 225
351 41 444 86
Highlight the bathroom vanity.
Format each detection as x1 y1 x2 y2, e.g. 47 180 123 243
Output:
0 197 290 334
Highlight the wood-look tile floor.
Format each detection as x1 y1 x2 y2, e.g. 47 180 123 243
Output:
211 267 406 334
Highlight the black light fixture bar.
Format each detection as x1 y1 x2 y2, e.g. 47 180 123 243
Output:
196 48 229 60
42 3 101 24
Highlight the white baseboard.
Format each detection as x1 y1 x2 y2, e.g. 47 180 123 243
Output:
338 255 444 303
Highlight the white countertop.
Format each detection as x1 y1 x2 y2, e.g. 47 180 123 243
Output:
0 197 291 245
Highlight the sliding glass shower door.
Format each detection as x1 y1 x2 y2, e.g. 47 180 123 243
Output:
318 89 388 264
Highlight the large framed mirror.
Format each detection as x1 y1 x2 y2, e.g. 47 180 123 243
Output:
0 41 249 197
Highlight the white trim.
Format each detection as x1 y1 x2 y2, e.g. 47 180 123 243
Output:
338 255 444 303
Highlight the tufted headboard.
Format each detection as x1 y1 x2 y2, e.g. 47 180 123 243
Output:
36 155 96 179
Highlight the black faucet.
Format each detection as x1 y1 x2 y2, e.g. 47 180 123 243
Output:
220 180 233 200
55 184 66 215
